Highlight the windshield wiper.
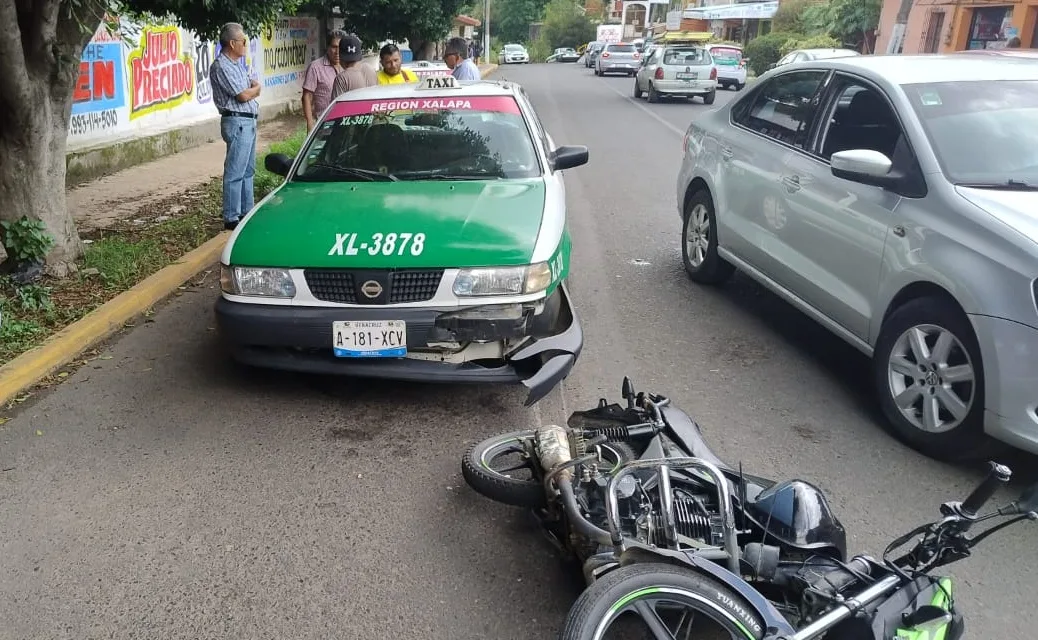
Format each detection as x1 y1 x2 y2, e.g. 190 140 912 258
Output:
407 174 502 181
306 162 399 182
956 179 1038 191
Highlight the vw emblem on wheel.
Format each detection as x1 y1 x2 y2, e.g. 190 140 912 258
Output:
360 280 383 298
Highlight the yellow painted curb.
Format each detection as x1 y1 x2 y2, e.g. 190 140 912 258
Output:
0 231 230 407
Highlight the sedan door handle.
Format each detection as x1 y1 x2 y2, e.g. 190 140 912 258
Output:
782 175 801 192
721 146 733 162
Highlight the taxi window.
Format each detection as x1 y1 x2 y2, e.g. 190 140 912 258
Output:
663 47 710 66
295 96 542 181
709 47 742 65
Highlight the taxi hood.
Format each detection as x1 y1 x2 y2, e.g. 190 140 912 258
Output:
228 179 547 268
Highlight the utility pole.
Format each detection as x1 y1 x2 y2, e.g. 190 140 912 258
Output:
885 0 915 54
483 0 490 63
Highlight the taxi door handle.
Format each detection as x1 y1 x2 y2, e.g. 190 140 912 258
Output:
782 174 801 193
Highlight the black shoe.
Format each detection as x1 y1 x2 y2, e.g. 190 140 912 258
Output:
224 219 240 231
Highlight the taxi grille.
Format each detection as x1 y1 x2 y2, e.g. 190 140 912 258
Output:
303 269 444 304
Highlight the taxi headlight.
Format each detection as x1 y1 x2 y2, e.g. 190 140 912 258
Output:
221 265 296 298
453 263 552 297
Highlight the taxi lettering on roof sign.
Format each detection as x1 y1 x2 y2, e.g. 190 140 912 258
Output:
214 80 592 407
418 74 461 90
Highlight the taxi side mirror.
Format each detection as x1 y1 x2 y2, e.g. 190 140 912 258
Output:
264 153 292 177
551 145 589 171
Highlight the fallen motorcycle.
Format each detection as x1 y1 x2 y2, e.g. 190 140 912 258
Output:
461 377 1037 640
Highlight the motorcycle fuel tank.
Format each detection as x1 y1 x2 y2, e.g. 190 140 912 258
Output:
744 479 848 560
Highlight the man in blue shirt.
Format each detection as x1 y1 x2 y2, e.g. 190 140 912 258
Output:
444 37 481 81
209 22 261 230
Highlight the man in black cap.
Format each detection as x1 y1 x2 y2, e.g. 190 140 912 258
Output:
332 33 377 98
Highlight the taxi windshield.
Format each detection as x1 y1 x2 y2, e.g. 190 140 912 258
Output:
294 95 542 181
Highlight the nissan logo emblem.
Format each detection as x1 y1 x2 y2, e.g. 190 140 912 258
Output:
361 280 383 298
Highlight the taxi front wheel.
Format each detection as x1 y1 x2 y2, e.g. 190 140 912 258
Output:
682 190 733 285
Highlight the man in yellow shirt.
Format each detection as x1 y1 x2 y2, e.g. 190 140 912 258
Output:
377 43 418 84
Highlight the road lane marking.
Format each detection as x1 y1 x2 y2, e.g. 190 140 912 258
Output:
599 79 687 137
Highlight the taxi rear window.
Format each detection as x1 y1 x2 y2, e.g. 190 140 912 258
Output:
297 96 542 181
710 47 743 63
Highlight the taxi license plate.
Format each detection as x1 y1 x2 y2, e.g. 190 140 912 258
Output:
333 320 407 358
677 72 698 80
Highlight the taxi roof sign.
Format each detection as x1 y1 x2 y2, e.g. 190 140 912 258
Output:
654 31 714 44
418 74 460 90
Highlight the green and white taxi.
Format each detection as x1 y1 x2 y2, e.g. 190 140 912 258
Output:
216 74 589 406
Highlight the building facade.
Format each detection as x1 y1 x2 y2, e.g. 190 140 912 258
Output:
876 0 1033 53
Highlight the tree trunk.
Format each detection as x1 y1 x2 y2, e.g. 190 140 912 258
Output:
0 88 84 277
0 0 105 277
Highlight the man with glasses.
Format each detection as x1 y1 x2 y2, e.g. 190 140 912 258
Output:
210 22 261 230
444 37 481 81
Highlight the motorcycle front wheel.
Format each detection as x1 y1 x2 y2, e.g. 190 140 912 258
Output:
559 563 765 640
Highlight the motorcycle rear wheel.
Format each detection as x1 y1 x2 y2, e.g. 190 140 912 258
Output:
462 430 637 509
559 562 765 640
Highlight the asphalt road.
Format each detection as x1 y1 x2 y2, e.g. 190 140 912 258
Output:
2 63 1033 639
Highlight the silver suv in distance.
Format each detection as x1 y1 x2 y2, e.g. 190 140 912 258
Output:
675 54 1038 462
596 42 641 76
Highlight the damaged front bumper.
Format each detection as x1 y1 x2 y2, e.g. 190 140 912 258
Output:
213 282 583 406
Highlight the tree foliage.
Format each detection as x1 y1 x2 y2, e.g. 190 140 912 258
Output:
493 0 549 43
116 0 301 41
772 0 827 36
827 0 881 47
330 0 465 48
743 31 799 76
541 0 595 50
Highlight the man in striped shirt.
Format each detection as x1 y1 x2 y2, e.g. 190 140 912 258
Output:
209 22 261 230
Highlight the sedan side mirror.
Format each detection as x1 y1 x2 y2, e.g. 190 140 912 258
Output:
551 145 589 171
264 152 293 177
831 149 892 179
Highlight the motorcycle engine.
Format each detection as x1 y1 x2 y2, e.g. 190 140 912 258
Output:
534 424 726 556
586 474 726 550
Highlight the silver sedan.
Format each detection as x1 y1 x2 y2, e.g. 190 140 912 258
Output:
675 53 1038 462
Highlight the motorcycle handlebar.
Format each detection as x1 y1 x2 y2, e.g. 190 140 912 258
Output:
959 461 1012 518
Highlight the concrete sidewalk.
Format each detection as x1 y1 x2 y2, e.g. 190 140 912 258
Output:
68 116 304 234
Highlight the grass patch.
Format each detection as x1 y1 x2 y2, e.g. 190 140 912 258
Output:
0 126 308 370
254 125 308 200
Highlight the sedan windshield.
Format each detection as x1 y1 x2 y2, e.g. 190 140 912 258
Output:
905 80 1038 185
293 96 542 182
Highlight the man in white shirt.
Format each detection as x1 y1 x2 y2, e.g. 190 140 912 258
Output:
444 37 481 81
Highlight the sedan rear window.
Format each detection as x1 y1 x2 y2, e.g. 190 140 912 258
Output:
664 48 710 66
607 44 636 53
906 79 1038 185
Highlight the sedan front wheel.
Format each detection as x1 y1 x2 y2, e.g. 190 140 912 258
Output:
872 295 1005 461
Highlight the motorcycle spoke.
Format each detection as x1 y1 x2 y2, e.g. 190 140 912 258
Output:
632 600 678 640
